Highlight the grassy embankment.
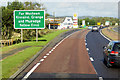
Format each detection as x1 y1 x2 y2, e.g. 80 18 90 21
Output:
1 29 69 78
102 26 119 41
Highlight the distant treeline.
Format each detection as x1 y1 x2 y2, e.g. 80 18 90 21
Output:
78 17 119 26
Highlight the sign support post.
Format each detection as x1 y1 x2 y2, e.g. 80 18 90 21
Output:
21 29 23 43
36 29 38 42
49 24 50 29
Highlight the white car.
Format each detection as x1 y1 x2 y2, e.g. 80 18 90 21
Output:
91 26 99 32
88 26 92 30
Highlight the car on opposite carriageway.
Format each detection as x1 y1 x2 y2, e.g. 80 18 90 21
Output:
103 41 120 68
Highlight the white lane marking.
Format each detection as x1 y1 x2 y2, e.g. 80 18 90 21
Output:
22 63 40 80
100 30 111 41
99 77 103 80
54 45 58 49
53 47 56 49
85 40 86 42
90 57 94 62
43 56 47 58
40 59 44 62
85 43 87 45
51 49 54 52
86 48 89 51
22 30 79 80
48 30 78 55
85 31 98 75
49 51 52 53
58 42 61 45
46 53 49 56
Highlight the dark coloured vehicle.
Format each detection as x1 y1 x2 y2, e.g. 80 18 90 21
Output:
103 41 120 68
91 26 99 32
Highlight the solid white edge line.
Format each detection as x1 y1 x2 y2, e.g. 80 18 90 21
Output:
99 77 103 80
22 63 40 80
100 30 111 41
90 57 94 62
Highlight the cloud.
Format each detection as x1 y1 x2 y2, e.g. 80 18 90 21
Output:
0 0 119 7
42 0 119 2
0 0 118 18
44 2 118 17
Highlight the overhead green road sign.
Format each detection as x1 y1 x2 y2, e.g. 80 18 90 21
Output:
14 10 45 29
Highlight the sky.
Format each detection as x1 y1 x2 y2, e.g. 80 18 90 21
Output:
1 0 120 18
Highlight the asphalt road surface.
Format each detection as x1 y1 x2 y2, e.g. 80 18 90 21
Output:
86 30 120 80
17 29 120 80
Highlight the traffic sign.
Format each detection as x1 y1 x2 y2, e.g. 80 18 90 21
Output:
14 10 45 29
97 22 101 26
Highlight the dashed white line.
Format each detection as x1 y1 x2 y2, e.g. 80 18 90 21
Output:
43 56 47 58
85 43 87 45
46 53 49 56
22 30 78 80
56 44 59 47
22 63 40 80
99 77 103 80
22 29 78 80
49 51 52 53
86 48 89 51
40 59 44 62
53 47 56 50
85 31 98 75
51 49 54 52
57 42 61 45
90 57 94 62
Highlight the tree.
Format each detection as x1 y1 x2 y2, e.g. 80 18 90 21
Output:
2 1 47 40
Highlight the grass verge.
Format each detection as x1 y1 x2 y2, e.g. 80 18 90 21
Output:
1 29 69 78
2 47 42 78
102 27 119 41
2 30 68 54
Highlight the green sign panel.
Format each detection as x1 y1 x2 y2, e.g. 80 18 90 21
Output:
14 10 45 29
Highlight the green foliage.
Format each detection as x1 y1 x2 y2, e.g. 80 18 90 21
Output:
2 47 42 78
1 29 68 78
78 17 119 26
2 1 48 40
23 29 36 40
